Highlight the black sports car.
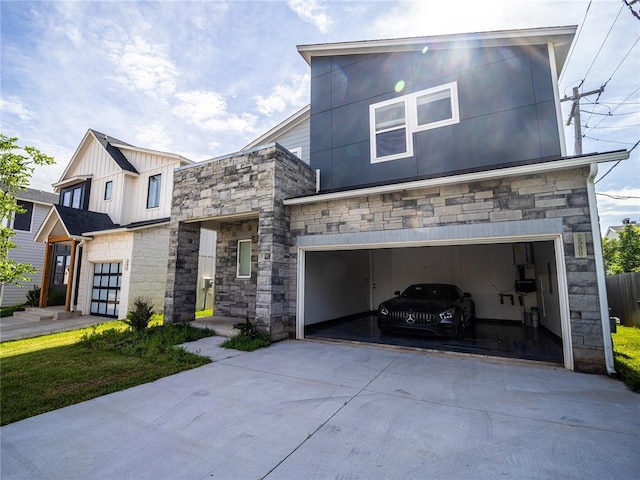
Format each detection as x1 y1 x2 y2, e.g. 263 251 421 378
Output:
377 284 475 338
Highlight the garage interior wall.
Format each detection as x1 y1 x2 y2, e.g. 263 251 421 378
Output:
304 250 370 325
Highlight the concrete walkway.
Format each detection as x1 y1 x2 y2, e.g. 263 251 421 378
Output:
0 314 120 342
1 337 638 479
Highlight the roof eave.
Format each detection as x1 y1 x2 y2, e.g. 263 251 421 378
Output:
283 150 629 206
297 25 577 68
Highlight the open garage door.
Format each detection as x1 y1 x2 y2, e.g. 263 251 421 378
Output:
301 240 566 365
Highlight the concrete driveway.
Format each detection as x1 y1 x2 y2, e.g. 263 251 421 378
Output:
1 337 638 479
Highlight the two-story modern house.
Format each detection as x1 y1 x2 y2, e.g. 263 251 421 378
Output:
33 129 201 320
163 26 629 374
0 188 59 308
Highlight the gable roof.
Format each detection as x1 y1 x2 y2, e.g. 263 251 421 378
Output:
54 129 194 190
297 25 577 74
90 129 138 174
16 188 59 206
54 204 119 237
243 105 310 150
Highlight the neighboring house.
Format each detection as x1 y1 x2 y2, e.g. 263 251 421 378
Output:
0 188 59 307
163 26 631 375
33 129 202 319
605 218 638 239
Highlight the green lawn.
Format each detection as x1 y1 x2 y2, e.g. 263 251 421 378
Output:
0 320 214 425
612 325 640 393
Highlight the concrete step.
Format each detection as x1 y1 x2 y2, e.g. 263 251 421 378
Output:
13 307 82 322
12 310 53 322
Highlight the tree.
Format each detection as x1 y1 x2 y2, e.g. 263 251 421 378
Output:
1 134 55 286
602 223 640 275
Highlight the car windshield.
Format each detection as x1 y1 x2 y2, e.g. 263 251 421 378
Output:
401 285 459 300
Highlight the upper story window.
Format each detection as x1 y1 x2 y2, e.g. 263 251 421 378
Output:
13 201 34 232
370 82 459 163
146 173 161 209
104 181 113 201
60 184 86 210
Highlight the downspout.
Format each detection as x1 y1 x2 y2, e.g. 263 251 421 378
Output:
69 240 85 312
587 163 616 375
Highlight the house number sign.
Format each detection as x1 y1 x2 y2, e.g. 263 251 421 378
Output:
573 233 587 259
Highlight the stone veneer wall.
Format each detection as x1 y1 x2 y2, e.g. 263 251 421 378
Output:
288 167 606 373
215 220 258 318
165 145 316 340
129 225 171 313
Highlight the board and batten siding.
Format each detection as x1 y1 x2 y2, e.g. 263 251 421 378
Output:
0 202 50 306
117 148 181 226
273 117 310 165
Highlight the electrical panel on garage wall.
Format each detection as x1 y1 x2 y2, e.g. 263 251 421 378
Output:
513 243 533 265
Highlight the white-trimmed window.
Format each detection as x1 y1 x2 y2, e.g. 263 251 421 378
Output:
146 174 161 209
236 239 252 278
370 81 459 163
104 181 113 201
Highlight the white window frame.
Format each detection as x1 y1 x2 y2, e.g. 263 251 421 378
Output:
370 97 412 163
370 81 459 164
146 173 161 209
236 239 252 279
104 180 113 201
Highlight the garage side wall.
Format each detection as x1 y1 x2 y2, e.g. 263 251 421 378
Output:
290 167 605 373
129 225 170 313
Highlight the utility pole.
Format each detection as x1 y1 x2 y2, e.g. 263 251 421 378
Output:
561 86 604 155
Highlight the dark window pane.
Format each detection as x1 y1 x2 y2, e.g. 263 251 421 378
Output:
13 201 33 231
376 128 407 158
417 92 452 126
62 191 72 207
71 187 82 209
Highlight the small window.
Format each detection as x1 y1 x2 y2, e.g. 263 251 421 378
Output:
60 184 84 209
370 99 410 162
237 239 251 278
146 174 161 209
289 147 302 159
13 201 34 231
415 82 459 131
104 181 113 201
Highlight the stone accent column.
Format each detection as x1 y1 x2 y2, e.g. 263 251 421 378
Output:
164 221 201 324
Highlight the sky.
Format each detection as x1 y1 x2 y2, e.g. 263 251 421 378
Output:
1 0 638 232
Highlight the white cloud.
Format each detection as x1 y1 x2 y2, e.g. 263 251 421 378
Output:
105 36 178 99
172 89 258 134
287 0 332 33
254 73 310 116
0 97 34 122
596 186 640 231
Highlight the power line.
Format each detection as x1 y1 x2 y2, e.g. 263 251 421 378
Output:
582 4 624 84
559 1 592 84
596 192 640 200
586 123 640 129
594 139 639 184
585 87 640 134
584 135 636 145
580 110 638 116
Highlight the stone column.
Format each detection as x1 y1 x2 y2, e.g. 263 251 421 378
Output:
164 221 201 324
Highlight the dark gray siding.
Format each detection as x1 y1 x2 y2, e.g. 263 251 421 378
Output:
310 45 562 191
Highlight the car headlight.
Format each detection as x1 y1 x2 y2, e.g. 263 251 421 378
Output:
379 304 389 316
439 308 456 321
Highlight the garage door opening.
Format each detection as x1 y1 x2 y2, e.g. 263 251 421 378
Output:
302 241 564 364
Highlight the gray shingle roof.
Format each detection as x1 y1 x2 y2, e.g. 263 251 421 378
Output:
90 129 139 174
54 204 119 236
16 188 59 205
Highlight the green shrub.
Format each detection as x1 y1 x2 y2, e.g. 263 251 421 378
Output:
124 297 154 333
25 285 40 307
220 318 271 352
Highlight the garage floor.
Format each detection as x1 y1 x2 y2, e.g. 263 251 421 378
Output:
305 313 564 364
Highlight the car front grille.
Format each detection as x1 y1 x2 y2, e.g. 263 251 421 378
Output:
389 311 437 325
